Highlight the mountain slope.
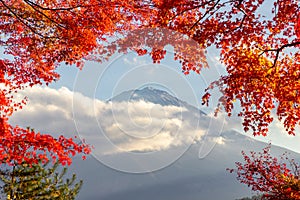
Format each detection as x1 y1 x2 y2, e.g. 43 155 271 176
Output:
68 88 300 200
70 130 300 200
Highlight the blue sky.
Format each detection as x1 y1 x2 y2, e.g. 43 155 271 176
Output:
43 44 300 154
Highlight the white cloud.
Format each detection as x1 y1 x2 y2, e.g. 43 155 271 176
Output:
210 136 226 145
21 85 300 158
14 86 300 156
9 86 212 155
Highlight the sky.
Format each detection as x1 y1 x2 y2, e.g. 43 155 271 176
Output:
49 45 300 151
9 45 300 158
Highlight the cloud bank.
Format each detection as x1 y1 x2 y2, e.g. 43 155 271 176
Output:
10 86 220 155
14 85 300 156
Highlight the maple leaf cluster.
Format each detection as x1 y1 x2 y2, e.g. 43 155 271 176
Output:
0 0 299 165
0 0 155 166
228 145 300 199
86 0 300 136
0 0 122 165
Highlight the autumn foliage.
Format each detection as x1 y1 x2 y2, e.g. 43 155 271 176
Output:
98 0 299 136
228 145 300 199
0 0 299 165
0 0 107 165
296 13 300 39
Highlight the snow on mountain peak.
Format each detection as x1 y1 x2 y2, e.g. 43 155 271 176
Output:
108 87 202 114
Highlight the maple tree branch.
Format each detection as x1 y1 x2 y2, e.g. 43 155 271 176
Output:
22 0 126 11
189 0 221 31
267 42 300 52
0 0 62 39
0 0 41 36
263 41 300 68
219 1 247 36
169 0 215 21
227 13 246 34
23 0 89 11
186 0 246 31
22 0 133 31
23 0 66 29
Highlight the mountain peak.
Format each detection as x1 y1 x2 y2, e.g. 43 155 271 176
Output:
108 87 206 115
109 87 181 107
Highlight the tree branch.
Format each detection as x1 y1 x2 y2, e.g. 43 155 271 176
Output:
0 0 65 40
189 0 221 31
23 0 66 29
169 0 215 22
263 41 300 68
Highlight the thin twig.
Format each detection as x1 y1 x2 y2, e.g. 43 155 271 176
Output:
263 42 300 68
189 0 221 31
